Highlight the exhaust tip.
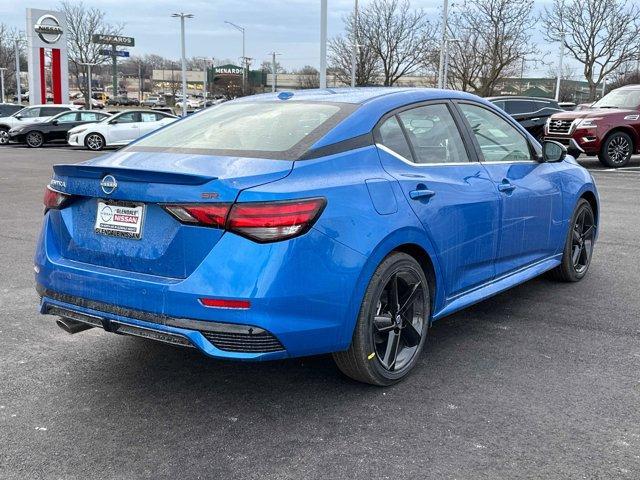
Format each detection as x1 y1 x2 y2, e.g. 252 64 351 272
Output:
56 317 94 334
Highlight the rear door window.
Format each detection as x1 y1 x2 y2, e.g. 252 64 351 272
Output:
397 104 470 164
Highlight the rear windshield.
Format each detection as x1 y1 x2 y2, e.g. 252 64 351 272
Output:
126 101 354 160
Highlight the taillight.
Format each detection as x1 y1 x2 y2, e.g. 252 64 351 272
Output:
163 204 231 228
163 197 326 243
228 198 326 242
43 186 71 212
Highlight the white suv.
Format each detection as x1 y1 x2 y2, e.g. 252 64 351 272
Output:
0 104 80 145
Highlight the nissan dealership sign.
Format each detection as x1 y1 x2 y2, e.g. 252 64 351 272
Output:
34 13 63 44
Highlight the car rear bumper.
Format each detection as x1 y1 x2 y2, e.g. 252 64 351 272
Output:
34 212 366 359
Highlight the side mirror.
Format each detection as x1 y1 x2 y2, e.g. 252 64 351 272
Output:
15 115 22 120
52 120 58 125
109 119 118 125
541 140 567 163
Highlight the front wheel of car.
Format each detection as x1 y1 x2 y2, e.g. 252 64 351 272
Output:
0 128 9 145
333 252 430 386
550 199 596 282
598 131 633 168
26 131 44 148
85 133 105 151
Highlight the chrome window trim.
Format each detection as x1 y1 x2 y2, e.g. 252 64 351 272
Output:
376 143 475 167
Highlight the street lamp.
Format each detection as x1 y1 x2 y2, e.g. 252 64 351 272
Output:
555 31 565 102
350 0 359 88
268 52 282 93
172 12 194 117
0 68 6 103
442 38 460 89
79 62 98 109
225 21 247 93
320 0 327 89
437 0 450 89
195 56 213 103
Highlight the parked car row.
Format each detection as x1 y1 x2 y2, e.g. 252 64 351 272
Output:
489 85 640 168
0 104 177 150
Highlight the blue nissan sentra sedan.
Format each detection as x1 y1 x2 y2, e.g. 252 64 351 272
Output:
35 88 599 385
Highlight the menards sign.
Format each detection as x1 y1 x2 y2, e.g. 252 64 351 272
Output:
213 65 243 75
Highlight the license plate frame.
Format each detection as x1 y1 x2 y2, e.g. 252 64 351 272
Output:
94 200 145 240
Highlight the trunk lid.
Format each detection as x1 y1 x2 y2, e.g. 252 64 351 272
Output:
49 151 293 278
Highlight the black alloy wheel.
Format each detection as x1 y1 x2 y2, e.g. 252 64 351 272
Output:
570 204 596 275
333 252 429 386
26 131 44 148
599 132 633 168
550 199 596 282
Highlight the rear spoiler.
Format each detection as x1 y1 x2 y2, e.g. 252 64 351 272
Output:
53 164 216 185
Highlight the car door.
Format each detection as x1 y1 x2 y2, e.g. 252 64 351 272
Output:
375 101 501 298
47 112 80 141
106 111 140 144
455 101 563 278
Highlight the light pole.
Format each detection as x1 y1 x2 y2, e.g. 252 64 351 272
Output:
350 0 359 87
442 38 459 90
79 62 98 109
172 12 194 117
15 39 21 104
554 31 565 102
269 52 282 92
0 68 7 103
437 0 449 89
225 21 246 93
320 0 328 88
195 56 212 103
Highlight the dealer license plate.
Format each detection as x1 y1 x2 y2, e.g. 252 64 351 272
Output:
94 201 145 240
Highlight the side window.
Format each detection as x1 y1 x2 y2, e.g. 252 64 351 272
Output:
41 107 68 116
141 112 159 122
458 103 532 162
377 116 413 160
56 112 78 123
397 104 469 164
504 100 533 115
79 112 102 121
20 108 41 118
115 112 137 124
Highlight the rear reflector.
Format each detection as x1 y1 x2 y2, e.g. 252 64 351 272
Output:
163 197 326 243
200 298 251 309
44 186 71 211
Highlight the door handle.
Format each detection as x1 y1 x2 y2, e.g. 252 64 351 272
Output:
409 188 436 200
498 181 516 193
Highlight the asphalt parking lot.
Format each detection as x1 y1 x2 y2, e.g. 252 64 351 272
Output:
1 146 639 480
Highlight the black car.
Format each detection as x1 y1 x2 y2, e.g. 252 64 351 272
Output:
8 110 111 148
487 96 563 141
106 96 140 107
0 103 24 117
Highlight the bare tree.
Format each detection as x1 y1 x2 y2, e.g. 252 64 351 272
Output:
0 24 26 98
544 63 577 102
297 65 320 89
357 0 436 86
328 12 381 86
260 59 284 74
447 0 537 96
543 0 640 101
60 1 123 104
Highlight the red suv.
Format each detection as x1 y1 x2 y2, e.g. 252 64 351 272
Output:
544 84 640 167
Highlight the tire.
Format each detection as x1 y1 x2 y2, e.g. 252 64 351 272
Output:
85 133 105 151
333 252 430 386
598 131 633 168
549 199 596 282
0 127 9 146
25 131 44 148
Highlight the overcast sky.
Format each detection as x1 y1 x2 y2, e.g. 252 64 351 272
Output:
3 0 562 76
